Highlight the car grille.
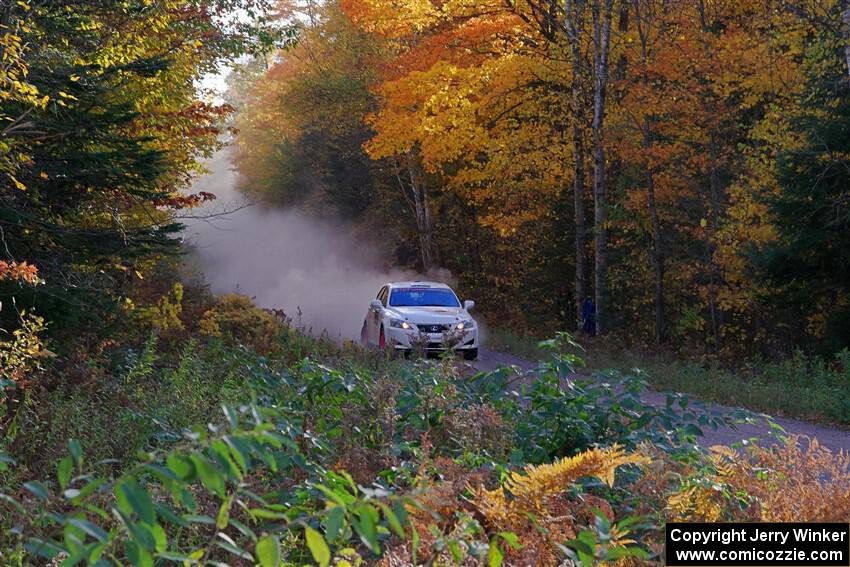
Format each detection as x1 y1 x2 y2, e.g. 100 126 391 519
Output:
417 323 450 333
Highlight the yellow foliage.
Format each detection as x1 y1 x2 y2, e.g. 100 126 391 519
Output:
199 294 282 354
198 314 221 337
474 445 649 564
0 311 50 386
477 445 648 524
667 437 850 524
135 283 185 333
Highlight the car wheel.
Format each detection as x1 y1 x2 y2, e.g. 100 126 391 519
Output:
360 321 368 345
379 325 386 349
463 348 478 361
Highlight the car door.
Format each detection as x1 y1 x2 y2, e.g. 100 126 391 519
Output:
367 286 387 344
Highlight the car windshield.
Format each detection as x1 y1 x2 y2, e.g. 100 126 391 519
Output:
389 288 460 307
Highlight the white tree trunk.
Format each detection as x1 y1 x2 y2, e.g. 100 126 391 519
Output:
590 0 615 335
565 0 589 329
395 153 435 272
408 163 434 271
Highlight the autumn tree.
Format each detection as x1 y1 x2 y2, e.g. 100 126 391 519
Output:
756 19 850 351
0 0 278 334
236 0 850 355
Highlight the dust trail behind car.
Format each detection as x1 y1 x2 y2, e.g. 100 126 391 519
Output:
181 148 452 341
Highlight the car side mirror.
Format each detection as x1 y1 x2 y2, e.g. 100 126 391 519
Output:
370 299 383 310
463 300 475 311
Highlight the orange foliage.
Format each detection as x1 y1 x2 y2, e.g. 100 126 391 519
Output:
0 261 39 284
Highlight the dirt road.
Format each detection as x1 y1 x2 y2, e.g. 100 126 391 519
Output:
471 347 850 452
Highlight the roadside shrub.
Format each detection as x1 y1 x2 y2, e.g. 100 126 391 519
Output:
490 328 850 425
0 310 51 447
133 282 186 335
199 294 283 354
0 311 48 389
0 327 807 567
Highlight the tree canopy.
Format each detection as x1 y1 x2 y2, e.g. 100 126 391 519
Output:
232 0 850 356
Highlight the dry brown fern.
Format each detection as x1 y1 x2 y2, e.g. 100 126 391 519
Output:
473 445 649 565
667 436 850 523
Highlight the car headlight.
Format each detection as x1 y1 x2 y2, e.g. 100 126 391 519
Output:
456 319 474 331
389 318 413 330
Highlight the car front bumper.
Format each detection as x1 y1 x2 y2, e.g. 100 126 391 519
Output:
384 326 478 351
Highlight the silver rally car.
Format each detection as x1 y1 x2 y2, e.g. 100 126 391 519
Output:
360 281 478 360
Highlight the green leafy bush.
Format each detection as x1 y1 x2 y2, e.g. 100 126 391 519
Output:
0 328 747 565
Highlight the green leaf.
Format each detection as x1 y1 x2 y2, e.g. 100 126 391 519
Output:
190 455 225 498
57 457 73 490
68 439 83 466
683 424 704 438
498 531 521 549
566 530 596 567
248 508 288 520
24 537 63 560
87 541 106 564
156 551 196 562
56 544 87 566
216 495 233 529
325 506 345 542
223 405 239 429
377 502 404 538
174 485 196 512
67 519 108 543
150 522 168 552
210 439 242 480
116 479 156 525
0 452 15 467
69 478 105 502
184 514 215 525
488 537 504 567
216 537 253 560
166 454 194 480
123 518 156 550
224 436 250 473
305 526 331 567
155 504 189 527
230 518 257 542
24 481 49 500
255 535 280 567
411 524 420 565
0 492 24 512
142 464 177 484
447 540 463 562
314 483 355 506
124 540 153 567
605 546 633 559
353 521 378 553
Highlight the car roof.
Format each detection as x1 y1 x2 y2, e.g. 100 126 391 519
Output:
387 281 453 290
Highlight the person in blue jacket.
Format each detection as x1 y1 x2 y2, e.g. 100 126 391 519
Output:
581 297 596 336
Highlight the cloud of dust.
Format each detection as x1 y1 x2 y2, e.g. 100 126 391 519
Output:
181 148 454 341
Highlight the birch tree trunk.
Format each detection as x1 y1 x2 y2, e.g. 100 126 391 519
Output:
394 152 435 272
645 130 665 344
565 0 589 329
410 166 435 271
705 138 724 353
590 0 615 335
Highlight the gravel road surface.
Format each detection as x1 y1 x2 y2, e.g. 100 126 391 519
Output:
469 347 850 452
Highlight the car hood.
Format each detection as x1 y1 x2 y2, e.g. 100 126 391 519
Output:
387 306 471 324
